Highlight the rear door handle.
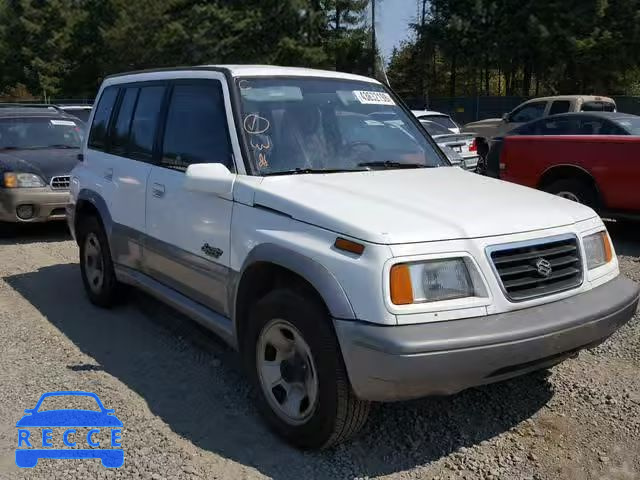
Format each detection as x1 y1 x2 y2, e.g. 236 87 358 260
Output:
103 168 113 181
151 183 165 198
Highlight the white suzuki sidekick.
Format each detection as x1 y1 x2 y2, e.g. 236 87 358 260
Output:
68 65 639 449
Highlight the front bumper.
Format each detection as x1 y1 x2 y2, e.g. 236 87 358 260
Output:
335 275 639 402
0 187 69 222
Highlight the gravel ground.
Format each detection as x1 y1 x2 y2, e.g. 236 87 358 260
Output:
0 221 638 480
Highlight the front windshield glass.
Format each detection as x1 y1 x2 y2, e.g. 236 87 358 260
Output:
0 117 83 150
235 77 446 174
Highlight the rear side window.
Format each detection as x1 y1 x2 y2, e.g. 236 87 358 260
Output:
160 82 233 171
88 87 118 150
128 86 165 162
111 87 139 154
536 117 575 135
549 101 571 115
576 118 606 135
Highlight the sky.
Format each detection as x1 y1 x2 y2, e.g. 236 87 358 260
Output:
376 0 417 60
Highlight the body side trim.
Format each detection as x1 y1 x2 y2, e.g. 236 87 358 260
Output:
143 233 234 315
115 265 236 348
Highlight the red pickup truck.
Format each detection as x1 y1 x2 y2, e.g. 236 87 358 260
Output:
488 135 640 219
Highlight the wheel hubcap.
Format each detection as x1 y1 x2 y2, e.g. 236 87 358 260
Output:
84 233 104 294
256 319 318 425
556 191 581 203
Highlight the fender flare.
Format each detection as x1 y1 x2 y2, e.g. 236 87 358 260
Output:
76 189 113 236
233 243 356 323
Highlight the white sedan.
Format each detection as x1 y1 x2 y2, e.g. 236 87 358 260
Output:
420 119 479 170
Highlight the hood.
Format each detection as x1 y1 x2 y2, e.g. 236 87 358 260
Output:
252 168 596 244
0 148 79 183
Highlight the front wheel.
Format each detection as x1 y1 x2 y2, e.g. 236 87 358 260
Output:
245 288 370 449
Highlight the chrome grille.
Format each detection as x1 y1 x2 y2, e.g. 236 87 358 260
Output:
50 175 70 190
489 235 583 301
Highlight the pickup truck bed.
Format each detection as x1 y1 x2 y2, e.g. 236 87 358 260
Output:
488 135 640 217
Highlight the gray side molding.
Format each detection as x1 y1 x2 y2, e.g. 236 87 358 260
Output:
77 189 113 236
234 243 356 320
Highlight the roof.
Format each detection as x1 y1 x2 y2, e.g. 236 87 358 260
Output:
522 95 615 103
547 111 637 120
58 105 92 110
0 106 73 119
105 64 379 85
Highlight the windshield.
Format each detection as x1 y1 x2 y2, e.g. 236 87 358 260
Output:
235 77 446 174
420 120 453 136
615 117 640 135
0 117 83 150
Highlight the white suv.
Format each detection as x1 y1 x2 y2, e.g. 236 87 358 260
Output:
68 65 639 449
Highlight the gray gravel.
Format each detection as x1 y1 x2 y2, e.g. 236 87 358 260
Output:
0 222 638 480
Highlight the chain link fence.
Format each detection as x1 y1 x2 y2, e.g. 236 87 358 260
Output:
404 96 640 126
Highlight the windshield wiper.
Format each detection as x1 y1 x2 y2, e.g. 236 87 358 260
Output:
357 161 434 169
264 168 364 176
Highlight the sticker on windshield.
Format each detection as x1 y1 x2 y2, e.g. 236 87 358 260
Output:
353 90 395 106
50 120 77 126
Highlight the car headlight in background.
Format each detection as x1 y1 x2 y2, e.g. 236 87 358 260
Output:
583 231 613 270
3 172 46 188
390 258 488 305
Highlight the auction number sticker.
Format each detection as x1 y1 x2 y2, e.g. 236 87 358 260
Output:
50 120 77 126
353 90 395 106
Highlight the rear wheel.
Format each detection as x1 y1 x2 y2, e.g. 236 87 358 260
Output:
78 215 121 307
544 178 598 209
245 288 370 449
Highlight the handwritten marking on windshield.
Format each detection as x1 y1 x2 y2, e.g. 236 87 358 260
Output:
243 114 270 134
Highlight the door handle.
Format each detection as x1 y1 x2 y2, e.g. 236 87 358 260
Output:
151 183 165 198
103 168 113 181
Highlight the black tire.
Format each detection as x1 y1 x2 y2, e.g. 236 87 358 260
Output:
544 178 598 209
78 215 121 307
244 288 370 449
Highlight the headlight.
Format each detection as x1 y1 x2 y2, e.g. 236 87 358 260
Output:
390 258 487 305
3 172 46 188
583 231 613 270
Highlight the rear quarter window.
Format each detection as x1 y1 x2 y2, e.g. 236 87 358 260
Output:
549 101 571 115
88 87 118 151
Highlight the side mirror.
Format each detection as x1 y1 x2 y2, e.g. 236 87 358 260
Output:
184 163 235 198
502 113 510 122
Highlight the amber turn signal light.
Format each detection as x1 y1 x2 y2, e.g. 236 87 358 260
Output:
390 264 413 305
602 231 613 263
3 173 17 188
334 237 365 255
